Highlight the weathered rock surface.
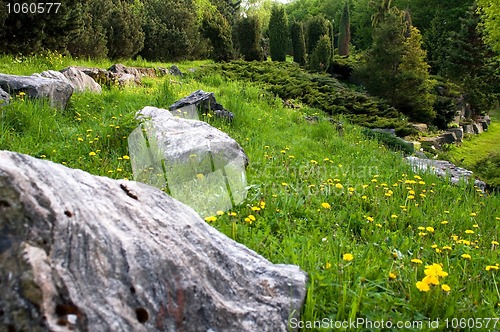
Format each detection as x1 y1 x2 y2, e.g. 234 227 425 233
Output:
0 73 73 109
406 156 486 190
71 66 111 86
169 65 183 77
130 106 247 216
440 131 457 144
60 67 102 93
0 86 9 106
169 90 234 121
0 150 307 331
462 124 474 134
108 64 142 86
411 123 428 133
447 128 463 143
473 123 483 134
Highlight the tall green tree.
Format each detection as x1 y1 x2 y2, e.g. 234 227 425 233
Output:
290 21 307 65
306 16 331 54
141 0 201 61
201 9 235 62
359 9 435 122
268 5 289 61
443 5 499 115
235 15 263 61
338 1 351 56
309 34 332 72
0 0 81 55
105 0 144 59
477 0 500 53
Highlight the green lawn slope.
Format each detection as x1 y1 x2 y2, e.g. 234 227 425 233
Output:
1 55 499 330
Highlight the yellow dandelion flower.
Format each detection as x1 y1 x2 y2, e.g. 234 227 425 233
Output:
411 258 423 264
444 210 450 214
388 272 397 280
282 182 288 186
366 216 374 222
228 212 237 217
442 246 452 250
486 265 500 271
251 206 261 211
465 230 474 234
426 226 435 233
248 214 256 221
89 151 97 156
441 220 449 225
441 284 451 292
492 241 499 246
216 210 224 216
77 137 84 142
470 212 477 217
343 253 354 261
335 183 343 189
321 202 331 209
204 216 217 222
408 195 415 200
461 254 472 260
423 274 440 286
324 262 332 270
473 224 479 228
362 195 367 200
416 281 430 292
391 214 398 219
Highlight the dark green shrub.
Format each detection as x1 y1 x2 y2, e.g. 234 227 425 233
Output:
269 5 289 61
201 10 235 62
290 21 307 66
235 16 263 61
309 35 332 73
306 16 331 54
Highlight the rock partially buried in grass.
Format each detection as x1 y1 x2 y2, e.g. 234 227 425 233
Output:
130 106 247 217
0 150 307 331
0 73 73 109
60 67 102 93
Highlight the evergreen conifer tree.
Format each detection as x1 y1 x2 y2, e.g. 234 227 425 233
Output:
268 5 289 62
291 21 307 65
236 16 263 61
338 1 351 56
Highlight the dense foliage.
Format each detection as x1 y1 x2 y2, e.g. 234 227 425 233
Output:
268 5 289 62
0 0 498 122
196 61 413 134
290 21 307 66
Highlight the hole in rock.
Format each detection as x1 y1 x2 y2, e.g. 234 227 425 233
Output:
64 210 73 217
135 307 149 323
0 200 10 207
130 286 136 294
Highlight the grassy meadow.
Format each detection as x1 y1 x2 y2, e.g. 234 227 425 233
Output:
1 54 500 331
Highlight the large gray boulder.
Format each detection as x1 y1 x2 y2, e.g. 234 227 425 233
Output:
0 73 73 109
0 150 307 331
0 86 9 106
60 67 102 93
108 64 142 86
130 106 247 217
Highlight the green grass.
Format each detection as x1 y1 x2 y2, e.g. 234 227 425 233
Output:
446 109 500 168
1 55 500 330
